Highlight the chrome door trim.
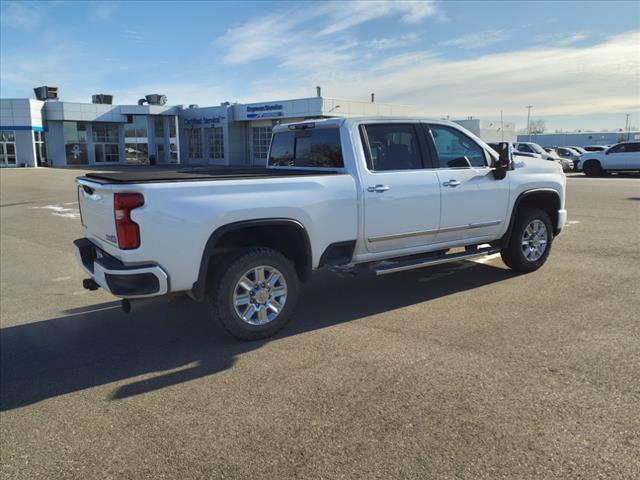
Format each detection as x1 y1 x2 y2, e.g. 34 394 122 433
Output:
367 220 502 243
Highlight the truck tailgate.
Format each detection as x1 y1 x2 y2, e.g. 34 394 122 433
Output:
77 179 118 246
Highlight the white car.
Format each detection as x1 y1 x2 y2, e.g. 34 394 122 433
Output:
578 142 640 176
515 142 557 162
583 145 608 152
74 118 567 340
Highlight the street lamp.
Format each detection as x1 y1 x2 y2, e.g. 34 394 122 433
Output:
625 113 630 141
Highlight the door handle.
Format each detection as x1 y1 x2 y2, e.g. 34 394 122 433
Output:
443 179 461 187
367 184 390 193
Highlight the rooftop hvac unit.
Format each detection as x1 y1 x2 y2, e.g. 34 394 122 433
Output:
145 94 167 106
33 86 59 101
92 94 113 105
188 104 199 109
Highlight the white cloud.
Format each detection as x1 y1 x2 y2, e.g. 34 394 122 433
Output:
533 31 591 47
315 0 437 35
0 1 43 31
216 0 439 65
373 51 439 71
365 33 421 51
234 30 640 117
441 29 510 49
121 29 147 42
92 2 116 21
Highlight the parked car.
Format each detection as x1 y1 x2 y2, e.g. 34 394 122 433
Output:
583 145 608 152
74 118 567 340
489 143 542 162
555 147 582 171
567 146 588 155
577 142 640 176
515 142 559 163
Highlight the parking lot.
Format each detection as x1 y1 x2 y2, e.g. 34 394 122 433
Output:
1 168 639 479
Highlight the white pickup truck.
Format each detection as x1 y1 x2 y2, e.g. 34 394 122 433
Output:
75 117 567 339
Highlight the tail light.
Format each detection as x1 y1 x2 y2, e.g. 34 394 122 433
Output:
114 193 144 249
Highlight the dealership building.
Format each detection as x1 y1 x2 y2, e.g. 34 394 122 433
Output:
0 87 415 168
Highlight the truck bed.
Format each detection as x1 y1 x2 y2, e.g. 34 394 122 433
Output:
83 166 342 184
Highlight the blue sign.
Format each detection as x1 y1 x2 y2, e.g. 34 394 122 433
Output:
245 103 284 119
247 104 283 113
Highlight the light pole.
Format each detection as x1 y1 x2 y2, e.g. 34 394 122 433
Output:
625 113 630 141
526 105 534 141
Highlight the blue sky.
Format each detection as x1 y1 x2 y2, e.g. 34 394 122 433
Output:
1 0 639 131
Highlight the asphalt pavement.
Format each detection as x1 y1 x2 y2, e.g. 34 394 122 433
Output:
1 168 639 479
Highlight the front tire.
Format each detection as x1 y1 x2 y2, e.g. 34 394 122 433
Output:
208 247 300 340
583 160 603 177
501 207 554 273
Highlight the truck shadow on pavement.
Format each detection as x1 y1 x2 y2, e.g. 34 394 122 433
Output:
1 262 516 411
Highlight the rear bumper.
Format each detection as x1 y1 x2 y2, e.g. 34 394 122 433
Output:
74 238 169 298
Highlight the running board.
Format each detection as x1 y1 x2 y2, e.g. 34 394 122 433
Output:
373 247 500 276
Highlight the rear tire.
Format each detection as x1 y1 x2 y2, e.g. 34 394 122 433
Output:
208 247 300 340
501 207 553 273
583 160 603 177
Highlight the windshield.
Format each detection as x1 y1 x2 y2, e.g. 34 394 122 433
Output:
529 143 547 154
570 147 587 154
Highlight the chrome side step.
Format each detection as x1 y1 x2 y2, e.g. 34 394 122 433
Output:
374 247 500 276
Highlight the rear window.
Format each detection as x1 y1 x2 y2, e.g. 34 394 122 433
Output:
269 128 343 168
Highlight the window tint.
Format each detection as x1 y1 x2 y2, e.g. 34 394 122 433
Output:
430 125 486 168
627 143 640 152
363 124 423 171
269 128 343 168
517 144 533 153
608 144 625 153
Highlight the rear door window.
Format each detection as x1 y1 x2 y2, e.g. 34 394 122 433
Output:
361 123 427 171
269 128 343 168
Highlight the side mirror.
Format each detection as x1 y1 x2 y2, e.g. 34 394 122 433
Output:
492 142 511 180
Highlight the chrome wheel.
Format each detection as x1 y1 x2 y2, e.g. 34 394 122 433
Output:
233 265 288 326
521 219 548 262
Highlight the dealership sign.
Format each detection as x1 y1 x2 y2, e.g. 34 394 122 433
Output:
245 104 284 119
184 115 225 127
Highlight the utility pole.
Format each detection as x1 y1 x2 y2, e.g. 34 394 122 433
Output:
500 110 504 142
526 105 534 141
625 113 630 141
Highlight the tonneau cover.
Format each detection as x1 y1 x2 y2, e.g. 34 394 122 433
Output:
83 166 340 184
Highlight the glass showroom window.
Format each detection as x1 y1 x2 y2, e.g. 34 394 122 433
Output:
125 115 148 164
93 123 120 163
206 127 224 159
63 122 88 165
168 118 178 162
188 128 202 159
34 130 47 166
0 130 17 165
154 117 164 139
252 126 272 162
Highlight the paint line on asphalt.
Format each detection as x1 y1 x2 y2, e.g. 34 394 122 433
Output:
30 204 81 219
